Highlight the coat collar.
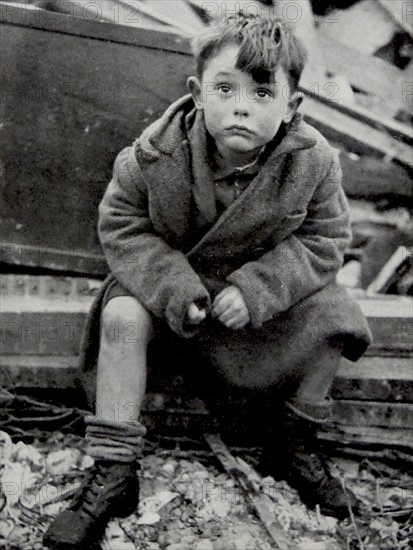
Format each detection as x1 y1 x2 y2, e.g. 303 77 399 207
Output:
138 94 317 159
135 94 318 245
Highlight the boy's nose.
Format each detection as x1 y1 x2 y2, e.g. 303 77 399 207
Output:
233 106 249 117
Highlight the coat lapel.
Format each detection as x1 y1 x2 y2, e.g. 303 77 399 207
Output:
135 97 195 241
187 109 218 226
138 147 192 240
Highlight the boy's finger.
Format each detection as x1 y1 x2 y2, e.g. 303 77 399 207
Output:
187 303 198 320
197 308 207 321
212 298 232 317
214 286 233 302
224 312 249 329
218 308 237 324
187 304 206 323
229 321 246 330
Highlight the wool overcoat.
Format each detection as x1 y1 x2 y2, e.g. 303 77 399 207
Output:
81 95 371 390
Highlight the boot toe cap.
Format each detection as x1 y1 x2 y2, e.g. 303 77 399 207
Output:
43 509 96 549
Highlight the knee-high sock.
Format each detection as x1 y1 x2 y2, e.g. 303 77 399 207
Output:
85 416 146 462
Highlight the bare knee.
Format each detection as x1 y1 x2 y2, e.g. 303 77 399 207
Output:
101 296 154 345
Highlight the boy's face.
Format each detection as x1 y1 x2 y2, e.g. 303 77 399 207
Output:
188 44 301 161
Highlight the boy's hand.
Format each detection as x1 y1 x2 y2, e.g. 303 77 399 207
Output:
212 286 250 329
186 302 207 325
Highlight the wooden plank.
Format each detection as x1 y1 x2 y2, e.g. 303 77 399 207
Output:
0 2 192 52
337 356 413 381
375 0 413 37
204 433 292 550
332 400 413 429
318 425 413 451
1 297 91 355
300 83 413 144
301 96 413 166
0 355 79 388
317 0 397 56
0 242 108 276
47 0 170 32
365 345 413 357
0 2 191 51
1 293 411 355
132 1 205 34
367 246 411 294
358 295 413 346
363 316 412 348
4 352 412 406
317 31 409 108
333 356 413 401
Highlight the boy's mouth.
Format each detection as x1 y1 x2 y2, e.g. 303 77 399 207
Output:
226 125 254 135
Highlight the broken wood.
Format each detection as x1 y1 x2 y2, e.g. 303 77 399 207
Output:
204 433 293 550
317 31 410 111
300 82 413 144
301 95 413 167
367 246 412 294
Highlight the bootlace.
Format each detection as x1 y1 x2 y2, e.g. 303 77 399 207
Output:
73 464 113 513
291 449 330 483
307 453 328 478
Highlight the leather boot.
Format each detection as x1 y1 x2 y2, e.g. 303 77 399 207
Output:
43 459 139 549
259 400 358 519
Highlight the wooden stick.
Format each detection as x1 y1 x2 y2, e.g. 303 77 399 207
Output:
204 433 293 550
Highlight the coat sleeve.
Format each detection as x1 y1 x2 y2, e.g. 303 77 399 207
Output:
98 146 210 337
227 154 351 328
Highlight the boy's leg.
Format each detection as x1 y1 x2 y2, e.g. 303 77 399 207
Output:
292 342 339 405
96 296 153 423
260 343 358 518
44 296 153 549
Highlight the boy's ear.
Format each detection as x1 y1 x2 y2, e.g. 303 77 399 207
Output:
187 76 203 109
283 91 304 124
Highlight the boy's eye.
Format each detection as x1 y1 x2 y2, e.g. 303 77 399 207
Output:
217 84 232 94
256 89 272 99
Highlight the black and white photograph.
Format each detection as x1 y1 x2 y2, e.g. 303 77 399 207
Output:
0 1 412 548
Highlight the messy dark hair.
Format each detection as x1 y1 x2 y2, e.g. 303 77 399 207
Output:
192 13 308 91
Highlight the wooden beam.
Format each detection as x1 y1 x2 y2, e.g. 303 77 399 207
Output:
204 433 293 550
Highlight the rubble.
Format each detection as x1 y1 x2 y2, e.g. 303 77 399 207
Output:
0 430 412 549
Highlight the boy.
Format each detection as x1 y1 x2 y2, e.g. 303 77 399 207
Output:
44 13 371 549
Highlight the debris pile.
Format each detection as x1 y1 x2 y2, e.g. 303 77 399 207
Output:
1 430 412 549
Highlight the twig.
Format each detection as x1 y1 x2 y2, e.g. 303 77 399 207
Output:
341 479 365 550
